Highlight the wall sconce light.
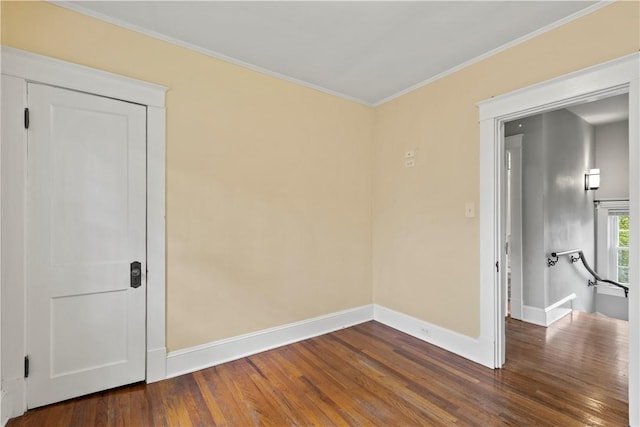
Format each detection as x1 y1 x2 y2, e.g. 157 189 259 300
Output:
585 168 600 190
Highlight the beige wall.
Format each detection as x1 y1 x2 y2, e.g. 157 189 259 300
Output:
373 1 639 337
1 1 374 351
1 1 638 350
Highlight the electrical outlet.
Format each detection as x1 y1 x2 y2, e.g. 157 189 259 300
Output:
420 327 430 337
405 159 415 168
405 150 415 158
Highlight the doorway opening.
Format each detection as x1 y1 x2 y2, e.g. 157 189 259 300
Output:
503 93 629 326
477 52 639 425
499 94 630 419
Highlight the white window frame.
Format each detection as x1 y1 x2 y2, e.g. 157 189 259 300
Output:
596 200 629 297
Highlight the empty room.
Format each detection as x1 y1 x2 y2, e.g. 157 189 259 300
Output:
1 1 639 426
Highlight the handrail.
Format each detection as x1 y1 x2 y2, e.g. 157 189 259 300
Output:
547 248 629 298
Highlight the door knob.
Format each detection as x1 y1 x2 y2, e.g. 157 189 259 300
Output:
130 261 142 288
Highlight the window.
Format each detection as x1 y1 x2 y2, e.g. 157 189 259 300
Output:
610 213 629 284
596 201 629 296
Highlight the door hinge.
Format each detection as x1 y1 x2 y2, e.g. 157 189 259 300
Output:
24 355 30 378
24 108 30 129
496 261 499 273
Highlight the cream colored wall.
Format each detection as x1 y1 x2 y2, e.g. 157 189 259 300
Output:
1 1 374 351
373 1 639 337
2 1 638 350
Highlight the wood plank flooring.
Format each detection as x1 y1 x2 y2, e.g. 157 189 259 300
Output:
8 310 628 426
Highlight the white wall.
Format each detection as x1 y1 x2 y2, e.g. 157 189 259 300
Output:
595 120 629 200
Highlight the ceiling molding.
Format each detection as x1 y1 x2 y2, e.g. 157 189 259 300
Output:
51 1 374 107
372 0 613 107
52 1 611 108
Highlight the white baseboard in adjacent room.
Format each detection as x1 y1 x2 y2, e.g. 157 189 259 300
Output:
166 305 375 379
372 305 494 368
522 293 575 327
522 305 547 326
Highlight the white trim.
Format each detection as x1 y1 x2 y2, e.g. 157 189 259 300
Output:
0 48 167 417
51 1 609 108
166 305 374 379
505 135 524 321
479 117 501 368
478 52 639 425
373 305 494 368
374 1 612 106
0 75 27 424
595 200 629 298
522 306 547 327
545 294 575 326
597 285 626 298
166 303 496 381
628 76 640 427
546 293 576 313
51 1 371 107
521 294 576 327
545 307 573 326
476 53 637 120
0 378 23 427
0 47 166 107
145 105 167 384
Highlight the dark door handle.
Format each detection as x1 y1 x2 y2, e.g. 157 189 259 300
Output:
131 261 142 288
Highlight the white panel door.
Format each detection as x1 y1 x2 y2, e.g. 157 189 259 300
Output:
26 83 146 409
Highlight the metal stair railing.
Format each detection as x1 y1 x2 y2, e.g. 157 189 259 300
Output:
547 248 629 298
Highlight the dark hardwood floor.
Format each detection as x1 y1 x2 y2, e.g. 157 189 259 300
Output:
8 311 628 426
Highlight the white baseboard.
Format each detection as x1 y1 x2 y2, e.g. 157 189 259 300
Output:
522 293 575 327
372 305 494 368
166 305 375 378
522 305 547 326
146 347 167 383
1 377 25 426
545 307 572 326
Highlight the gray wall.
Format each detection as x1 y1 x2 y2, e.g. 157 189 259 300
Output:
543 110 596 312
595 120 629 200
506 109 596 312
596 293 628 320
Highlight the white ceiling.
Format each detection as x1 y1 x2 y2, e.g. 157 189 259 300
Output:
567 94 629 126
59 1 601 106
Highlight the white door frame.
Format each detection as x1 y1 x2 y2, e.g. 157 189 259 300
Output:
505 135 523 321
1 47 167 421
478 52 640 425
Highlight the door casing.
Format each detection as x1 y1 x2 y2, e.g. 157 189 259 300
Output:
478 52 640 424
0 47 167 421
505 135 523 321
